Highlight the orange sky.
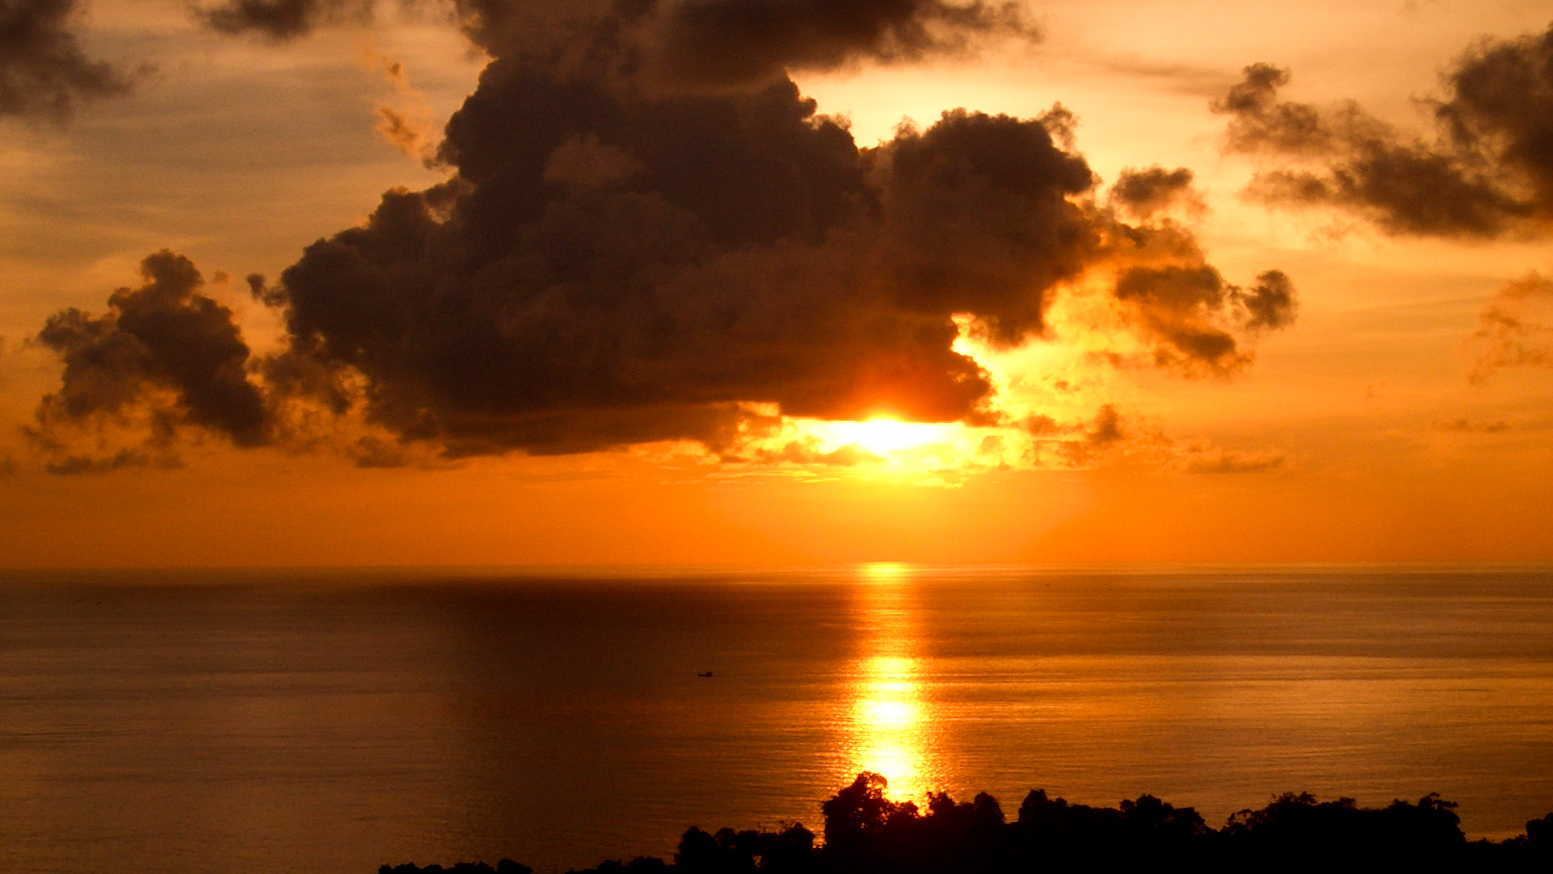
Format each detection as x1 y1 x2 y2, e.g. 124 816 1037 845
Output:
0 0 1550 567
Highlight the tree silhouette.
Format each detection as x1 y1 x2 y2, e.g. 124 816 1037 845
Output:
377 773 1553 873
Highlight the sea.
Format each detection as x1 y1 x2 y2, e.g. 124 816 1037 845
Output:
1 564 1551 873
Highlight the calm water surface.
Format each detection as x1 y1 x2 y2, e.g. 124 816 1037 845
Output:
2 565 1552 873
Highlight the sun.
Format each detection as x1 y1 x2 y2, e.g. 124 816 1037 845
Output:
815 417 959 455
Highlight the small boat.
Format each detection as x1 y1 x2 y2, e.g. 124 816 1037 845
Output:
697 671 715 678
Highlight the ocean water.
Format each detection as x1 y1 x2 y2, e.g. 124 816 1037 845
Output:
1 565 1551 873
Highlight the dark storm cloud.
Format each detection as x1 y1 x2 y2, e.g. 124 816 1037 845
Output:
30 251 270 449
1214 24 1553 238
263 43 1283 455
0 0 130 118
266 81 1024 455
242 5 1115 457
35 2 1293 464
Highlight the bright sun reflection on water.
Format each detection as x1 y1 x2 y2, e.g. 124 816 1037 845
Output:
842 564 942 802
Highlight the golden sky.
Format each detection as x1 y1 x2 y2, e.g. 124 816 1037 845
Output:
0 0 1550 566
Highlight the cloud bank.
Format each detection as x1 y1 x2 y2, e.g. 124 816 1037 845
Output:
28 0 1293 468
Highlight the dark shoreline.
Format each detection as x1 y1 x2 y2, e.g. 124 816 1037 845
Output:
380 772 1553 873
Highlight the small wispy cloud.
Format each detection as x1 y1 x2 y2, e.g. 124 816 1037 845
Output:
1469 271 1553 383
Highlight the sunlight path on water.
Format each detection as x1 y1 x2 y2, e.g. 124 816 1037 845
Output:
840 563 947 802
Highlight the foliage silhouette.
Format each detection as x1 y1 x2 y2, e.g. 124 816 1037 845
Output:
379 772 1553 873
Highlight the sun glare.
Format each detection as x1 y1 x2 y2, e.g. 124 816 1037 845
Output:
860 562 912 583
815 417 959 455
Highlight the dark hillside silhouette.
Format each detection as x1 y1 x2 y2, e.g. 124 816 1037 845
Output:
379 772 1553 873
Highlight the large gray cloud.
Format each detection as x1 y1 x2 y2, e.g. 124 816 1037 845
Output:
32 1 1292 465
1214 24 1553 238
262 69 1084 455
0 0 130 118
254 12 1286 455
